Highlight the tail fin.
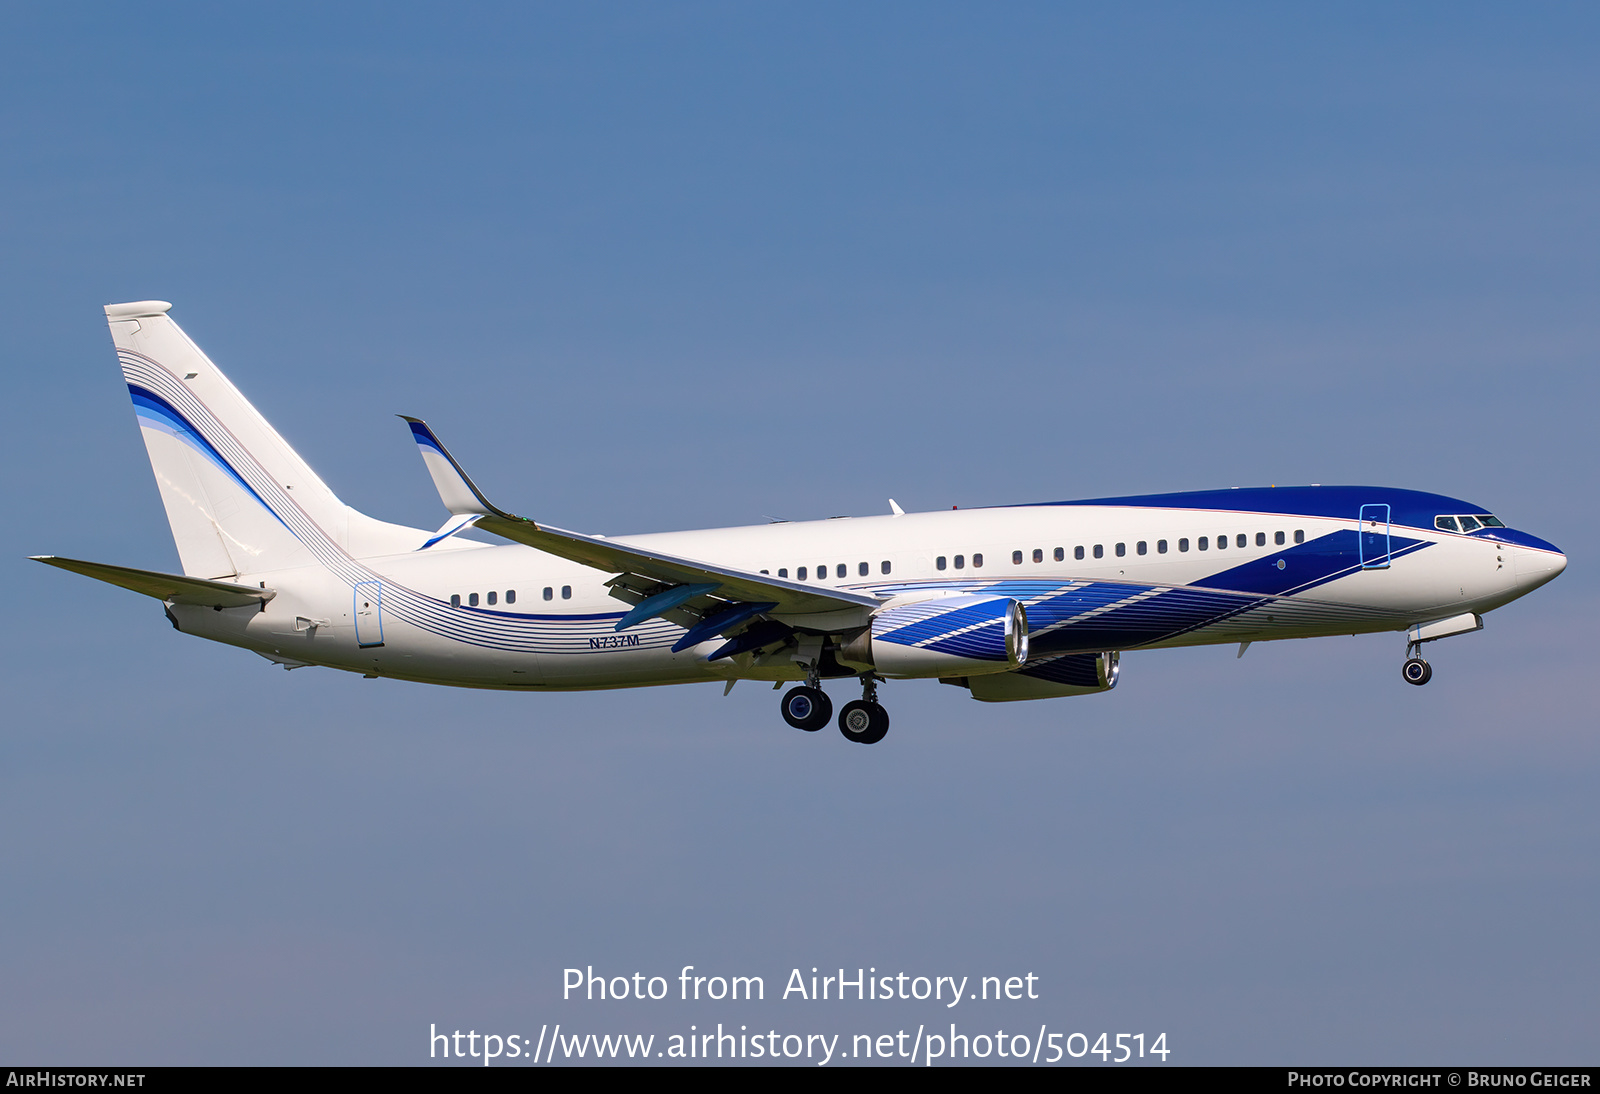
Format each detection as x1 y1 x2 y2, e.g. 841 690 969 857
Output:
106 301 416 577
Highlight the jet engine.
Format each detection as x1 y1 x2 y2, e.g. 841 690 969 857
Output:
960 651 1121 702
839 592 1028 678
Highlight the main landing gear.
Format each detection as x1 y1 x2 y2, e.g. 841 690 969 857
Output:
780 684 832 731
837 676 889 745
779 671 889 744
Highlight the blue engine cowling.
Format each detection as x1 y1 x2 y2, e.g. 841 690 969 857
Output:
964 651 1121 702
842 593 1029 678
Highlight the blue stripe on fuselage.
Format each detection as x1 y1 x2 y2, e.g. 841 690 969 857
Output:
1188 528 1428 597
1022 531 1432 654
1021 485 1487 530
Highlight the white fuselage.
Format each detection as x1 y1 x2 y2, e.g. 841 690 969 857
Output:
72 302 1567 711
168 502 1564 691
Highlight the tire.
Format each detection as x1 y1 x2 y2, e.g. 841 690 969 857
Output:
781 686 832 731
837 699 889 745
1402 657 1432 686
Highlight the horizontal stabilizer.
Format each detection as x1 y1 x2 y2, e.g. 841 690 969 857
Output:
30 556 275 608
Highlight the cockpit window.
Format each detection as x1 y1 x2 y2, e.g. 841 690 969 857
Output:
1438 513 1504 533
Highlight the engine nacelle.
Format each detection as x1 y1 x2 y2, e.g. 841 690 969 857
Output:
961 651 1121 702
840 593 1028 678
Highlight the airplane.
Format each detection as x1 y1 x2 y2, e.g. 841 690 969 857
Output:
32 301 1568 745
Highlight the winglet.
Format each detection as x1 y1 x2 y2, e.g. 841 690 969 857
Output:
399 416 510 519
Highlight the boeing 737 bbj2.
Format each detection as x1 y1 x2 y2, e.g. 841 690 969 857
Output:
33 302 1568 744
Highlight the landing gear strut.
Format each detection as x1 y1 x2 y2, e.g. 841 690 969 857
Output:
838 675 889 745
1402 642 1432 686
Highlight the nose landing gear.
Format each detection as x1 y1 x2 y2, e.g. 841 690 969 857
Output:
1402 640 1432 686
1402 656 1432 686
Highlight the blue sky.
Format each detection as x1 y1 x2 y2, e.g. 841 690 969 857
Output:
3 4 1597 1064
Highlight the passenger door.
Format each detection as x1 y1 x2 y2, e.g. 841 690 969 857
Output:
354 580 384 647
1359 504 1391 569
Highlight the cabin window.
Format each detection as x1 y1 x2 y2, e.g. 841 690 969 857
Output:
1157 540 1168 554
506 590 515 604
1217 535 1227 550
1033 548 1043 563
858 561 868 576
881 560 891 574
468 592 479 606
778 568 788 578
1275 531 1286 545
561 586 571 599
1256 532 1266 546
1115 542 1126 557
954 555 965 569
816 563 827 579
1179 538 1189 552
450 594 461 607
1093 544 1104 559
1198 536 1209 550
1137 541 1147 555
1236 534 1247 548
973 553 984 567
1074 546 1084 560
797 566 807 580
760 569 768 574
832 563 842 578
487 591 497 606
1013 550 1024 565
1294 530 1305 544
543 587 553 600
1054 547 1064 561
936 556 947 571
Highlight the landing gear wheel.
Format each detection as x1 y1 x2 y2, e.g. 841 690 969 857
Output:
838 700 889 744
1402 657 1432 686
781 686 832 731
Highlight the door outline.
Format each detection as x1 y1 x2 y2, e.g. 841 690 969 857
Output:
355 580 385 647
1359 504 1391 569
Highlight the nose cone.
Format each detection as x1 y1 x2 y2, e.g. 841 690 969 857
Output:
1510 531 1566 590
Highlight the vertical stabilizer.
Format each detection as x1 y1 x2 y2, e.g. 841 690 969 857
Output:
106 301 372 578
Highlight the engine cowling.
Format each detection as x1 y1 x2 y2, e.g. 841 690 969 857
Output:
841 593 1028 678
964 651 1120 702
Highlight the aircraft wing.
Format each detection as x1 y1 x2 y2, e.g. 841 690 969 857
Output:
400 417 881 621
31 556 275 608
